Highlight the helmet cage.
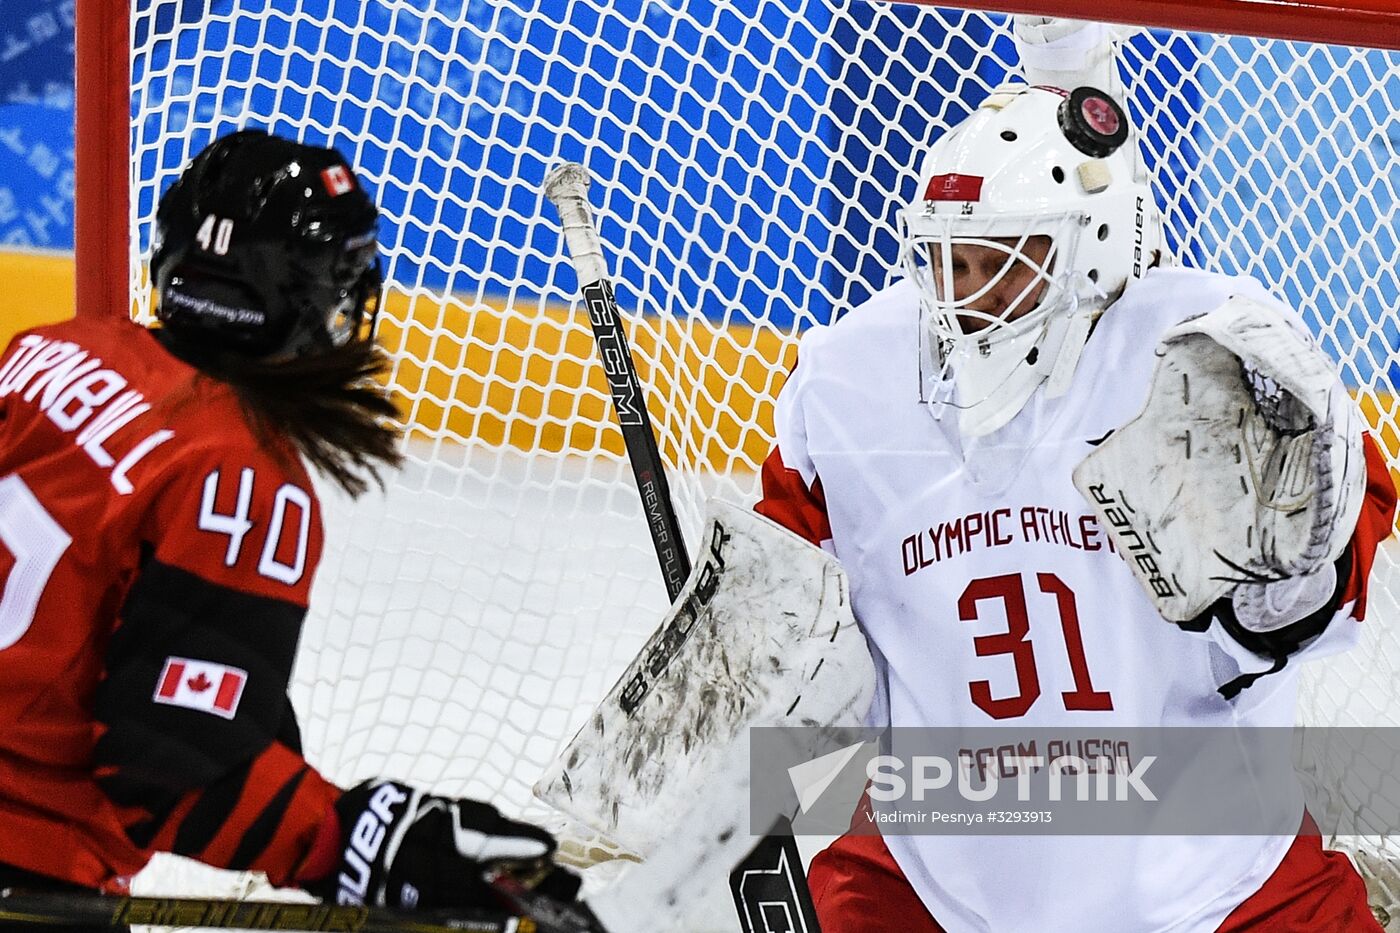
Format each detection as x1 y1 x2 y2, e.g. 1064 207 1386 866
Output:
895 85 1162 438
905 210 1101 432
294 226 383 353
900 208 1096 356
325 242 383 350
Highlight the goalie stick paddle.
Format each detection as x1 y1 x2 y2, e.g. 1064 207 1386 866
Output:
543 163 821 933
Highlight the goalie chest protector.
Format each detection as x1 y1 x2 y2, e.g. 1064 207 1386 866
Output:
773 267 1349 933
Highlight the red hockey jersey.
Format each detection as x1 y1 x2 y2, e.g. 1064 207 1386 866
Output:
0 315 340 889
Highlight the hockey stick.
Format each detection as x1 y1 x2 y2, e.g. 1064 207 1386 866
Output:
0 872 606 933
544 163 820 933
543 164 690 600
0 891 522 933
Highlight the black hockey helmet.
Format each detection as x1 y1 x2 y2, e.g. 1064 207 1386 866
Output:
151 129 382 357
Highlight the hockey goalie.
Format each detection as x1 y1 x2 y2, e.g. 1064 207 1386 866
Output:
543 17 1398 933
751 20 1398 933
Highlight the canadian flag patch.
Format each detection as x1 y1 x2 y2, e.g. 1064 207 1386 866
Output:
153 657 248 720
321 165 355 196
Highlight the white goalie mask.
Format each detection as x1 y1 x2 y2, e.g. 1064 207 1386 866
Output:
901 84 1164 438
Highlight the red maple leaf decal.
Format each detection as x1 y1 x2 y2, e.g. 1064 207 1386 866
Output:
187 673 213 693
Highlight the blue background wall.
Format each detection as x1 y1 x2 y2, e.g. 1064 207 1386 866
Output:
0 0 77 249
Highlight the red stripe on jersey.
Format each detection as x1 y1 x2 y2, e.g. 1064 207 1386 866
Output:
155 661 185 699
145 791 201 857
1339 432 1398 616
755 446 832 547
193 744 307 869
808 796 948 932
1216 813 1379 931
170 742 339 884
294 802 344 884
118 746 340 887
269 771 342 885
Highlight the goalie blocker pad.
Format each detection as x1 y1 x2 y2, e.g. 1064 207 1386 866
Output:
1072 295 1364 673
534 499 875 861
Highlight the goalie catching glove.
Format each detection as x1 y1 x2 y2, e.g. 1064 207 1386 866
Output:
302 779 580 910
1073 295 1366 692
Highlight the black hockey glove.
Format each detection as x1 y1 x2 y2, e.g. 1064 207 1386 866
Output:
307 779 580 911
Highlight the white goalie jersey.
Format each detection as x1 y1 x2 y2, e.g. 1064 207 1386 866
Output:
756 265 1396 932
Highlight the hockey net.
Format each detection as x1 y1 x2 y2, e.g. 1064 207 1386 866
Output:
82 0 1400 927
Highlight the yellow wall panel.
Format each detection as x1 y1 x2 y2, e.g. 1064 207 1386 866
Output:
0 250 75 347
1358 391 1400 494
375 290 796 471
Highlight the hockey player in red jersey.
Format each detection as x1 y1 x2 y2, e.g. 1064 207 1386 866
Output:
755 27 1398 933
0 130 575 921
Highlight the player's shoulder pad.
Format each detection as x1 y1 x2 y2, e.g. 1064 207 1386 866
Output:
776 279 920 475
136 421 317 514
825 277 921 341
1093 267 1292 363
146 360 318 481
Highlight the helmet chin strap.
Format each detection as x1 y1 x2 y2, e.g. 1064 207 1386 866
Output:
1045 276 1105 398
947 324 1055 438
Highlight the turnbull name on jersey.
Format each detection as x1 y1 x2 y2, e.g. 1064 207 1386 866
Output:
0 333 174 494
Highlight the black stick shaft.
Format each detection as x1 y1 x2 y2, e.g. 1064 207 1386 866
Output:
578 278 691 599
544 163 819 931
545 163 691 598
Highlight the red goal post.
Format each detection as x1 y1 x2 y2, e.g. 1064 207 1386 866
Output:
74 0 132 324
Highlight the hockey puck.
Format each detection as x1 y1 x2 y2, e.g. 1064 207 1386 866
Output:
1057 86 1129 158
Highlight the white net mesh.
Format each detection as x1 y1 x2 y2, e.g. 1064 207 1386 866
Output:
124 0 1400 925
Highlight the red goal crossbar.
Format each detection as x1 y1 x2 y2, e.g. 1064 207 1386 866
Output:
897 0 1400 50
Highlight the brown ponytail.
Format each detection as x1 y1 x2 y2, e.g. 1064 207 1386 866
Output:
163 333 403 498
